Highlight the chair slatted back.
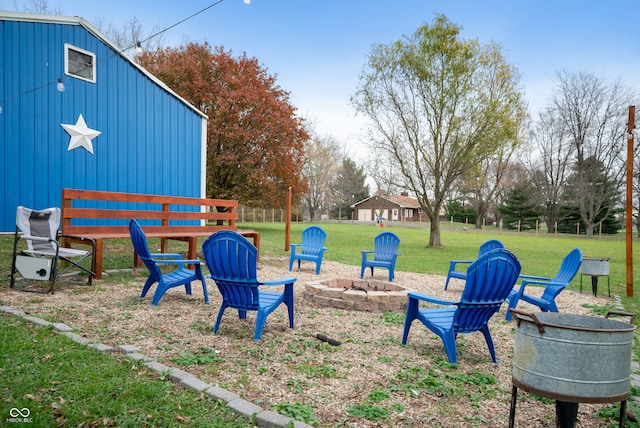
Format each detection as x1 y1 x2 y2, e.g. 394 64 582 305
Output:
203 230 260 311
300 226 326 255
373 232 400 262
541 248 582 300
454 249 521 334
550 248 583 284
129 219 163 281
478 239 505 257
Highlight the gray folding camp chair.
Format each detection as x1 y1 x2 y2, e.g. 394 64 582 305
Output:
10 206 95 293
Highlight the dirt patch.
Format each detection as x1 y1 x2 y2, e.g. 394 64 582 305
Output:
0 258 619 427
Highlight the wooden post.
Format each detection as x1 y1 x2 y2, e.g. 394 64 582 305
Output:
626 106 635 297
285 187 291 252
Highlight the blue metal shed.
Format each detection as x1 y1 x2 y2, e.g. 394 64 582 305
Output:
0 12 208 232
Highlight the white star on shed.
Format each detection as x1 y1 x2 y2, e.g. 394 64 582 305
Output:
61 114 101 154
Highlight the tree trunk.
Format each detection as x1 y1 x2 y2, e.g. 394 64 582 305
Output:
475 201 488 229
428 214 442 248
215 206 228 226
585 224 594 239
546 214 557 234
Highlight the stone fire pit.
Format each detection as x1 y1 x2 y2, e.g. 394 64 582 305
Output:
304 278 414 312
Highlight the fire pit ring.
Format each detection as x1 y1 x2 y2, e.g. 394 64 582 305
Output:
304 278 414 312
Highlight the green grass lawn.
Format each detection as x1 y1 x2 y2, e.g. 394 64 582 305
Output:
0 315 247 427
1 221 639 426
246 221 639 303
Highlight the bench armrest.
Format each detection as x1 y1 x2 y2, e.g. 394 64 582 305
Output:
59 233 96 246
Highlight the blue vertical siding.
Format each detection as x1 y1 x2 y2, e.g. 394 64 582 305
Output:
0 16 205 231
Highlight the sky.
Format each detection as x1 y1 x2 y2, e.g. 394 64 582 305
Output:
5 0 640 160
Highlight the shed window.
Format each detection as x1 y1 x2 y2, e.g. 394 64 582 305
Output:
64 44 96 83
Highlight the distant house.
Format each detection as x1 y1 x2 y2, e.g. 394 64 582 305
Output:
351 192 427 223
0 12 207 232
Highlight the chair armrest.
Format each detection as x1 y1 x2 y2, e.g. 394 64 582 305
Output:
407 291 456 306
19 235 54 242
154 259 201 265
261 277 297 286
518 274 552 282
518 279 565 293
150 253 183 259
361 250 373 255
450 259 473 266
521 279 565 287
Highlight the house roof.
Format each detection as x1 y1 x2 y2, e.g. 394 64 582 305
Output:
0 11 207 119
351 193 421 208
385 193 421 208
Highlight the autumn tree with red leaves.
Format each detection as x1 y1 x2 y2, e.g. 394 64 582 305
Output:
139 42 308 207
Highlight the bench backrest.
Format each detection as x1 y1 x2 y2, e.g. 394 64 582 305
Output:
61 188 238 235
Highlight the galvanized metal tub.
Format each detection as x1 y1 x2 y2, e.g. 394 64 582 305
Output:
511 310 636 403
581 257 610 276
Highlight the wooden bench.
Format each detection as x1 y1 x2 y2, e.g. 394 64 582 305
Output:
61 188 260 280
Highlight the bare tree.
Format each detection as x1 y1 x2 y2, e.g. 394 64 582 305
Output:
551 71 635 237
457 140 519 229
300 136 342 221
493 160 531 228
95 16 167 59
524 107 573 233
12 0 61 14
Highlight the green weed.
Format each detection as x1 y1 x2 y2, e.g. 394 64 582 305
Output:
348 402 389 421
272 402 320 426
171 346 223 366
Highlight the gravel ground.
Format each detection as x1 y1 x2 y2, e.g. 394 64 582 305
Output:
0 257 625 427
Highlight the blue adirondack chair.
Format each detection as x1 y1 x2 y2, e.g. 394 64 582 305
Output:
360 231 401 282
444 239 505 290
288 226 328 275
505 248 582 321
402 248 521 364
129 219 209 306
202 230 296 341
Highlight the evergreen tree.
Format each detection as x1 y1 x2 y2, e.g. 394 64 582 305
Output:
498 183 542 230
332 158 369 220
445 200 477 224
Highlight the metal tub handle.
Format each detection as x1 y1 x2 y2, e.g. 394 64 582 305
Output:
509 309 545 334
605 310 637 324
